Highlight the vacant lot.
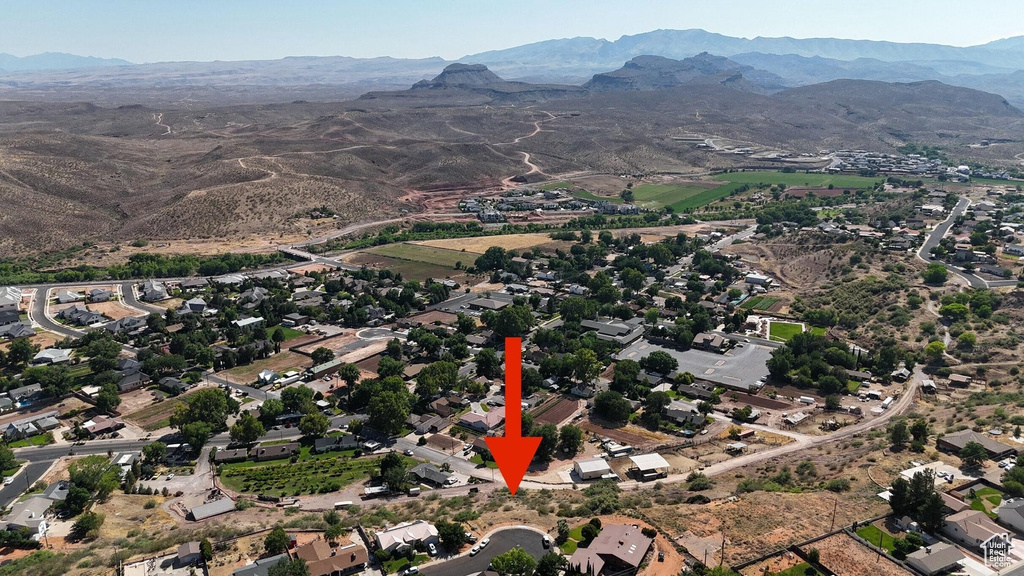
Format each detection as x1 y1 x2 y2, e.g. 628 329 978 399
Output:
89 300 143 321
810 532 913 576
531 397 581 426
346 252 461 282
416 232 556 254
225 351 309 383
124 390 195 431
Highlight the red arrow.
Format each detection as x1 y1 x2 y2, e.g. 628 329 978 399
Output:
485 336 540 496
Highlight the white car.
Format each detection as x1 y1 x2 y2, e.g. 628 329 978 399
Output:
479 537 490 548
469 546 481 556
428 543 437 556
166 474 174 480
2 477 13 486
404 449 415 456
404 567 419 576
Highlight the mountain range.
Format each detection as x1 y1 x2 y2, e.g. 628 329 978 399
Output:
5 29 1024 107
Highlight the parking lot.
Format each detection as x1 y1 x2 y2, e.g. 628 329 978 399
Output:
616 339 771 392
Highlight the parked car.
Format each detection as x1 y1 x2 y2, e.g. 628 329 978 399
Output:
2 477 13 486
542 535 551 548
166 474 174 480
428 543 437 556
469 546 480 556
479 538 490 548
465 532 477 543
658 551 665 562
403 567 419 576
404 449 415 456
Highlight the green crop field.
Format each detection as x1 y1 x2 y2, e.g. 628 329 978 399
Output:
219 452 417 497
741 296 780 310
369 243 466 268
769 321 805 342
711 171 881 189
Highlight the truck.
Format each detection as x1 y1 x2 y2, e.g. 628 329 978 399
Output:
408 487 421 496
799 396 815 405
363 486 388 499
881 396 894 409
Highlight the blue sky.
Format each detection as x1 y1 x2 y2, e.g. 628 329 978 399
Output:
3 0 1023 63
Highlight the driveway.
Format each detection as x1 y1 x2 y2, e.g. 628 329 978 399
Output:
420 527 548 576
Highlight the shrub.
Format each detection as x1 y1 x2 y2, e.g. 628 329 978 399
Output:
143 499 157 509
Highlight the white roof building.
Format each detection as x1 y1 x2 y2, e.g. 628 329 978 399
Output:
374 520 438 553
574 457 613 480
0 287 22 311
32 348 72 364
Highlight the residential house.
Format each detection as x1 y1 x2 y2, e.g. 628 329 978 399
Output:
294 540 368 576
232 316 265 329
1003 244 1024 257
0 287 22 313
32 348 72 365
181 297 208 314
407 414 447 435
409 463 455 487
996 499 1024 533
0 496 54 539
954 243 975 261
177 542 203 566
905 543 965 576
179 278 209 290
568 524 654 576
282 312 309 327
4 422 38 440
214 448 250 464
56 290 84 304
81 416 125 437
250 442 299 462
8 384 42 405
159 377 193 395
948 373 973 387
0 322 33 339
87 289 112 303
744 272 773 286
374 520 438 553
231 554 289 576
106 316 147 335
141 280 169 302
943 509 1003 550
937 429 1016 461
458 407 505 433
313 435 359 454
56 304 105 326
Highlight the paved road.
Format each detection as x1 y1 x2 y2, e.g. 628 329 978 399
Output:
0 461 53 510
915 197 1016 289
420 527 548 576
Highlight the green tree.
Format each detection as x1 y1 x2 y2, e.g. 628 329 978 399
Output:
921 263 948 285
325 523 346 542
415 361 458 399
230 412 266 446
338 363 361 401
379 452 408 491
281 385 316 415
311 347 334 366
5 338 38 367
264 526 290 555
580 523 599 543
271 327 286 353
259 398 286 426
556 519 570 544
377 356 406 379
534 423 559 462
475 348 501 380
368 390 411 436
889 419 910 449
299 412 329 438
200 538 214 563
94 383 121 413
489 305 536 338
436 520 469 551
170 388 236 434
910 420 929 443
960 441 988 468
558 425 584 456
69 455 120 500
181 421 213 450
641 350 678 375
142 441 167 464
924 341 945 361
268 559 310 576
593 391 633 424
69 511 105 540
457 314 476 334
490 546 537 576
535 553 566 576
0 445 16 472
386 338 403 360
571 348 601 385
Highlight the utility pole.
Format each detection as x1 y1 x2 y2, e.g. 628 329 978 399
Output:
829 498 838 532
720 531 725 566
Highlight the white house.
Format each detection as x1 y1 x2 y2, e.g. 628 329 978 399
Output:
374 520 438 553
0 287 22 313
574 457 613 481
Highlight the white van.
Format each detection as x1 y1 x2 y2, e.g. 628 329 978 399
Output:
334 501 353 509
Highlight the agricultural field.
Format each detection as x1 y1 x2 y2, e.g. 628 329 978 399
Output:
368 243 467 268
711 171 881 189
769 321 806 342
741 296 780 311
218 449 416 497
346 253 459 282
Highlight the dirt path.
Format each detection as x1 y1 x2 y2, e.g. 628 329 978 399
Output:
153 112 171 135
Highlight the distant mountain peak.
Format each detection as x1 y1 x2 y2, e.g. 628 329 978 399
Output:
583 52 784 93
0 52 130 73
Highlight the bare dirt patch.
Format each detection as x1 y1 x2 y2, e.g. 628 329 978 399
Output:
89 300 145 321
809 532 914 576
225 351 309 383
416 233 557 254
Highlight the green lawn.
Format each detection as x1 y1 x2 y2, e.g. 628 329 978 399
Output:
810 326 827 336
274 326 306 341
369 244 465 268
769 321 805 342
969 486 1003 518
383 554 428 574
846 381 861 394
856 524 896 552
469 454 498 469
2 463 23 477
559 539 578 554
8 434 53 448
774 563 825 576
361 255 459 283
711 171 881 189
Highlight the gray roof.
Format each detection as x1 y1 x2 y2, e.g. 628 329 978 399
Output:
189 497 235 521
409 463 452 485
232 554 289 576
906 542 965 574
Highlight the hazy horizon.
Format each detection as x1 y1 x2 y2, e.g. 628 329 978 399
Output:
2 0 1023 64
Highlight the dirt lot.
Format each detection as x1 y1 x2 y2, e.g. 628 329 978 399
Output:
581 420 674 450
294 332 360 355
416 233 558 254
89 300 144 321
225 351 309 383
531 397 582 426
0 330 62 354
808 532 914 576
